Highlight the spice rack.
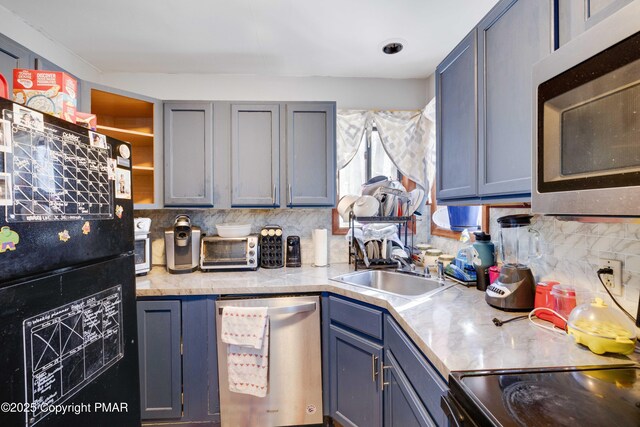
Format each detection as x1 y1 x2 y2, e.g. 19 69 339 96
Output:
348 214 414 271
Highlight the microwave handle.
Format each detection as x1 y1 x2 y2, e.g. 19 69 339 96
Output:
218 301 316 316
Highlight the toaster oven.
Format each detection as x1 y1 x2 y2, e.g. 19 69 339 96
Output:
200 235 259 271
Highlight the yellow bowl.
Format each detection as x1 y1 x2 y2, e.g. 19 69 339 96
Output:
567 325 636 355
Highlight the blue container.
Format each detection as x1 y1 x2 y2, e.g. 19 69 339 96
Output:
447 206 480 231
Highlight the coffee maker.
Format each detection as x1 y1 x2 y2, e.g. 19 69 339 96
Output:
486 215 540 311
164 215 201 274
286 236 302 267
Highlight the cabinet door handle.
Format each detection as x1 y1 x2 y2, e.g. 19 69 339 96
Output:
273 185 277 203
380 361 391 391
288 184 292 206
371 355 378 382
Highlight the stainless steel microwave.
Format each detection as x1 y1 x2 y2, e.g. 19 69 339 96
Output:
200 235 259 271
134 218 152 275
532 2 640 217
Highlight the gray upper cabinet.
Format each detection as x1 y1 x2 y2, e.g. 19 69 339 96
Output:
558 0 634 46
231 103 280 207
164 102 214 207
436 29 478 200
225 101 336 209
286 103 336 207
436 0 555 203
0 34 33 94
477 0 552 197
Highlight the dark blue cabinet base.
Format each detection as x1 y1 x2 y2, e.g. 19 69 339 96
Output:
329 324 383 427
138 297 220 426
326 295 448 427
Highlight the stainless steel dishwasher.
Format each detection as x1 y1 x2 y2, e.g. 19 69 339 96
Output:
216 295 323 426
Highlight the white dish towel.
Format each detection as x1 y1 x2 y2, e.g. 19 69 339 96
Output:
221 306 269 397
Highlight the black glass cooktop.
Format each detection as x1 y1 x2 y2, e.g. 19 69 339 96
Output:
449 366 640 427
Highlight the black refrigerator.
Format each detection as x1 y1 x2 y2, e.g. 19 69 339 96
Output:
0 99 140 426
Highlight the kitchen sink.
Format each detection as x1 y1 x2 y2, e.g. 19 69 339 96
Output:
331 270 450 298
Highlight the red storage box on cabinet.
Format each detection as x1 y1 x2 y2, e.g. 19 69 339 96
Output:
12 68 77 123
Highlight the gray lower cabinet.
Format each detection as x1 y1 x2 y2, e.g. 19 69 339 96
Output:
383 315 447 426
435 29 478 201
557 0 634 46
477 0 552 197
326 295 448 427
137 300 182 420
328 295 384 426
137 298 220 426
329 324 383 427
230 103 280 207
0 33 33 94
286 102 336 207
384 350 435 427
164 102 214 207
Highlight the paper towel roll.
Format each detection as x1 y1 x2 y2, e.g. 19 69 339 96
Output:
313 228 328 267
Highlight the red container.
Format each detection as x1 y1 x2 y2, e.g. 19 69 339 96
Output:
12 68 77 122
488 266 500 284
534 282 580 329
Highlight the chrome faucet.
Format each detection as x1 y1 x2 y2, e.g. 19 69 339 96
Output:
392 255 415 273
436 261 445 283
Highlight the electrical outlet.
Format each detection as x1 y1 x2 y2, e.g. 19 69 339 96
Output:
599 259 623 296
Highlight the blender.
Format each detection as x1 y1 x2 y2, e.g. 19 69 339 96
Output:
486 215 540 311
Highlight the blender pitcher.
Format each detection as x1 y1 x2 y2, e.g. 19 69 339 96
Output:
486 214 540 311
498 216 540 268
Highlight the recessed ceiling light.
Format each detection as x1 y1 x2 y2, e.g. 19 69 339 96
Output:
382 42 403 55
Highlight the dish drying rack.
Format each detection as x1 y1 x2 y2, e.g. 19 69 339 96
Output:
348 214 414 271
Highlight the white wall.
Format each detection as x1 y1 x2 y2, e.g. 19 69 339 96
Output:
99 73 428 110
0 5 100 81
1 3 428 110
425 73 435 101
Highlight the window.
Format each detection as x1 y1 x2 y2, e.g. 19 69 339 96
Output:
333 127 408 233
338 127 398 202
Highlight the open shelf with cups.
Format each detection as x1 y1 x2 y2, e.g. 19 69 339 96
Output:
348 213 415 271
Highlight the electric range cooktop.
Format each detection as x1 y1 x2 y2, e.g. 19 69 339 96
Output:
448 365 640 427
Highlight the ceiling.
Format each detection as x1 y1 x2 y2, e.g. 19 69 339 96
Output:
0 0 499 79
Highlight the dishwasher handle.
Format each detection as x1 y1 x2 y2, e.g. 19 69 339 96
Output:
218 301 316 316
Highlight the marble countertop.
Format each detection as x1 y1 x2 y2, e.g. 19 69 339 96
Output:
136 264 638 379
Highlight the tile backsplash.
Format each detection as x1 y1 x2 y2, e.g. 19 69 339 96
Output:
136 208 351 266
136 208 431 268
428 208 640 315
137 206 639 315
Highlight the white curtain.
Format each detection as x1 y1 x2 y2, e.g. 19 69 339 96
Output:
373 108 432 192
423 97 436 202
337 102 436 199
336 110 371 170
